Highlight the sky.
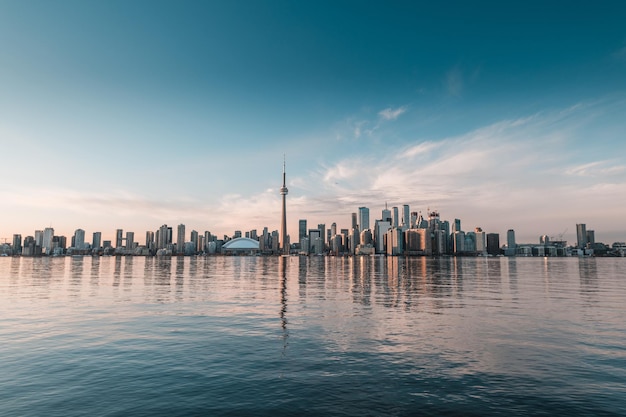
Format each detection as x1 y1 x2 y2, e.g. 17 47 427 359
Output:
1 1 626 245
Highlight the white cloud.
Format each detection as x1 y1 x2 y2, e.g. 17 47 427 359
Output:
3 99 625 244
378 106 407 121
399 141 441 159
565 161 626 177
293 103 626 241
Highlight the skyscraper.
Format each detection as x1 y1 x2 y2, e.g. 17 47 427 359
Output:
177 224 186 254
351 213 358 231
402 204 410 230
382 203 391 224
158 224 169 249
146 231 154 247
12 234 22 256
486 233 500 256
280 157 289 254
116 229 124 249
576 223 587 249
43 227 54 254
358 207 370 231
475 227 486 254
299 219 307 243
73 229 85 250
452 219 461 233
191 230 199 253
92 232 102 250
126 231 134 251
317 224 326 247
507 229 516 248
392 206 399 228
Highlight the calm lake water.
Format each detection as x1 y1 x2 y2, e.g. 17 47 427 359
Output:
1 256 625 416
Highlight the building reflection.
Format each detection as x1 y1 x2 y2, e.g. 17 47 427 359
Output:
69 256 84 297
89 256 100 297
298 255 307 302
123 256 134 290
279 256 288 357
113 256 122 287
507 257 519 298
175 257 185 300
578 258 598 305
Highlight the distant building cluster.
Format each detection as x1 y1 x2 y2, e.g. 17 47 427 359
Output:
293 209 623 258
1 215 623 258
1 164 624 258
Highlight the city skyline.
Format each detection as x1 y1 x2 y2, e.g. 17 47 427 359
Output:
2 2 626 243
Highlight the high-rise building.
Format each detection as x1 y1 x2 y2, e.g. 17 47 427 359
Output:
486 233 500 256
452 219 461 234
475 227 486 254
157 225 169 249
56 236 67 250
358 207 370 231
392 206 399 228
351 213 358 231
586 230 595 246
146 231 154 247
280 157 289 254
191 230 199 253
402 205 410 230
382 203 392 224
465 232 476 253
126 231 134 251
506 229 516 247
92 232 101 250
317 224 326 248
375 220 391 254
43 227 54 254
73 229 85 250
309 229 322 254
576 224 587 249
177 224 186 254
330 222 337 238
299 220 307 243
410 212 418 228
34 230 43 247
12 234 22 256
453 231 465 254
115 229 124 249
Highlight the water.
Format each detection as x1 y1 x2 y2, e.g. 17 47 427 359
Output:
1 256 625 416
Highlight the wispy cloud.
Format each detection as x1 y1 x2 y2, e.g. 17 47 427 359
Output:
296 102 626 240
378 106 407 121
565 160 626 177
336 104 411 140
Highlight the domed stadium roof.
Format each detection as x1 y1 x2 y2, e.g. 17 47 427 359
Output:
222 237 260 250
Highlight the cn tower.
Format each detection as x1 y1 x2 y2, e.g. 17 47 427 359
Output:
280 156 288 254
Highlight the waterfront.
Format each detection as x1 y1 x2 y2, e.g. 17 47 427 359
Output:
1 256 625 416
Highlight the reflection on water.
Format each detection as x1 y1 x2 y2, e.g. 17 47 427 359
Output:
2 256 625 312
1 256 625 416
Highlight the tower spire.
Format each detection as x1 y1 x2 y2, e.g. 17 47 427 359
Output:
280 155 289 255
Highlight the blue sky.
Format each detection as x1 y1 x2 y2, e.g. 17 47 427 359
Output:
1 1 626 244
